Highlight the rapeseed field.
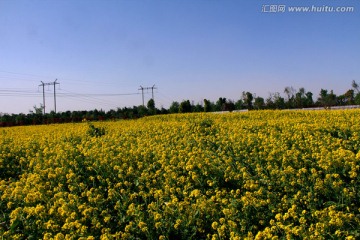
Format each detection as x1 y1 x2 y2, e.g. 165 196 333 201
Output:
0 110 359 239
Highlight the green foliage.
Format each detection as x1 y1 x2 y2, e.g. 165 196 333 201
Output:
179 100 192 113
147 98 155 113
254 97 265 110
86 123 105 137
355 93 360 105
203 99 212 112
318 89 337 108
169 101 180 114
215 97 227 111
242 91 254 109
235 99 244 110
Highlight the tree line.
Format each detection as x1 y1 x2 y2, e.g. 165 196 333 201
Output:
1 81 360 127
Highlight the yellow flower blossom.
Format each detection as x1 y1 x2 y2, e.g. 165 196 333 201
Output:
0 110 359 239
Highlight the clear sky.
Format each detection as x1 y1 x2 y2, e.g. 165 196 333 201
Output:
1 0 359 114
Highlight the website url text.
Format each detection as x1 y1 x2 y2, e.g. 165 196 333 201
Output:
261 5 355 13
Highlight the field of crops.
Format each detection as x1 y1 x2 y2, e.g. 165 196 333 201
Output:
1 110 359 239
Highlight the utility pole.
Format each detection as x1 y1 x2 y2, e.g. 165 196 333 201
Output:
138 85 157 106
53 79 58 113
139 86 145 106
39 79 60 114
40 81 45 114
151 84 156 101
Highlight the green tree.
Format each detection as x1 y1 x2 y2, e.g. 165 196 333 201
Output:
30 104 44 115
29 104 44 124
305 91 314 108
265 94 275 109
267 92 285 109
274 93 285 109
235 99 244 110
317 89 337 108
344 89 355 105
337 89 354 106
203 99 212 112
179 100 192 113
193 103 204 112
284 86 295 108
15 113 28 125
350 80 360 105
147 99 156 115
0 114 14 127
352 80 359 93
160 107 169 114
242 91 253 109
254 97 265 110
225 100 235 112
137 105 148 117
355 94 360 105
169 101 180 114
215 97 227 111
294 87 305 108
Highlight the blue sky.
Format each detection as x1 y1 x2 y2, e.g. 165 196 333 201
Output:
0 0 359 114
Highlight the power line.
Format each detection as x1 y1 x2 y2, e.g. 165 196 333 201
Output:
58 92 140 97
0 88 140 98
59 94 118 109
59 89 123 109
58 89 140 109
156 92 174 108
0 89 41 97
0 85 145 111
